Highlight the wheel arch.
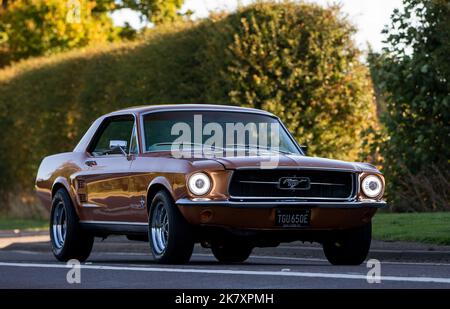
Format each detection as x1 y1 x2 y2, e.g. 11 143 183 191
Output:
146 176 176 213
51 177 80 216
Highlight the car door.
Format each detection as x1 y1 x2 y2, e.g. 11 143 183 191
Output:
81 114 136 222
125 122 150 222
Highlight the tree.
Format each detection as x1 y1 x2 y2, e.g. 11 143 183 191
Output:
201 2 378 162
0 0 117 64
0 1 380 213
369 0 450 211
120 0 184 25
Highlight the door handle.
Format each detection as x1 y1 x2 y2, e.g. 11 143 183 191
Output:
85 160 97 167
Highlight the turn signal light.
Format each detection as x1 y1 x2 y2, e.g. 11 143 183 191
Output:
199 209 213 223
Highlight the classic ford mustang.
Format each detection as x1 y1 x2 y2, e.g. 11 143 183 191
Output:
35 104 386 265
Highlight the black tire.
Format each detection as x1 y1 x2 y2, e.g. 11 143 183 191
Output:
211 243 253 263
50 189 94 262
322 222 372 265
148 190 194 264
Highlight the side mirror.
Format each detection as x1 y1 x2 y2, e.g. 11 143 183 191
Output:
109 140 128 156
110 140 127 149
300 145 307 155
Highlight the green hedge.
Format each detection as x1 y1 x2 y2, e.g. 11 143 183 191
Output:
368 0 449 212
0 1 377 208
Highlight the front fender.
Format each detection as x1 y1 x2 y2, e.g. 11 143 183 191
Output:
52 177 81 216
146 176 177 210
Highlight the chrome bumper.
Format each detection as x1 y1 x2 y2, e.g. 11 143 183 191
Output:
176 199 387 209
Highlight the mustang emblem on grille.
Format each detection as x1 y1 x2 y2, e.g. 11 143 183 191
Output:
279 177 311 190
284 178 303 188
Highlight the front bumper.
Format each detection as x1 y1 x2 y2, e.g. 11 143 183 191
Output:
176 198 387 209
176 199 386 230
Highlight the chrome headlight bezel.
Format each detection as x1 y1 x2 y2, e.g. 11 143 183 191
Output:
361 174 383 199
188 172 212 196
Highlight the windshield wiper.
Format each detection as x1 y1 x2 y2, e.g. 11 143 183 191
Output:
150 142 223 151
224 143 292 155
150 142 292 155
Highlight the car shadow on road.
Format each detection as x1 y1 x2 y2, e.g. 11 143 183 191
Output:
85 258 330 267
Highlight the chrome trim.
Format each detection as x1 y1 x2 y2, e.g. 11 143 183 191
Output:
80 203 102 208
128 122 140 155
228 196 352 201
357 173 362 198
51 201 66 249
140 107 275 118
277 176 311 190
229 170 357 201
360 173 384 200
176 198 387 209
349 172 356 200
310 182 345 186
88 113 140 156
150 200 169 255
277 115 304 155
234 166 357 172
239 180 279 184
238 180 345 186
79 220 148 226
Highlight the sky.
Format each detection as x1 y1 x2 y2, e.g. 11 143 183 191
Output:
111 0 404 52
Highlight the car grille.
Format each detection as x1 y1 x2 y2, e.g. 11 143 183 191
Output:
228 169 355 200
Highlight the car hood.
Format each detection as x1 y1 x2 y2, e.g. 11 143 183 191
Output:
181 152 378 173
214 154 358 170
141 151 379 173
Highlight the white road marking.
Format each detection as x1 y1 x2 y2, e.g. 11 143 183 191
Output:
92 251 450 267
221 254 450 267
85 250 450 267
278 245 450 254
0 262 449 284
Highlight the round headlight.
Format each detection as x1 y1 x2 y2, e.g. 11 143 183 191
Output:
361 175 383 198
188 173 211 196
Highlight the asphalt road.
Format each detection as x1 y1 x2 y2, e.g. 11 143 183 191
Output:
1 235 450 289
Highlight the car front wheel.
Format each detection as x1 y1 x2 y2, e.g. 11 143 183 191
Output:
322 222 372 265
148 190 194 264
50 189 94 262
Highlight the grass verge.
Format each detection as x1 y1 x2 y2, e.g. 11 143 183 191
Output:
0 218 47 231
373 212 450 245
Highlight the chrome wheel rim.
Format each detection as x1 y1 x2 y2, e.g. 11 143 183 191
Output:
52 201 67 249
151 201 169 255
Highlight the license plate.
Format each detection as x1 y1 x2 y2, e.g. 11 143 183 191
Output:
275 209 311 227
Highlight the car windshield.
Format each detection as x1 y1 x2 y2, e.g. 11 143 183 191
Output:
143 111 301 155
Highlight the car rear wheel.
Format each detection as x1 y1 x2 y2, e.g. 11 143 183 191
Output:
149 190 194 264
322 222 372 265
211 242 253 263
50 189 94 262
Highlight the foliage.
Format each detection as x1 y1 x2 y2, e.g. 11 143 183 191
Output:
0 0 117 64
0 2 378 213
199 2 378 161
117 22 138 40
368 0 449 211
120 0 184 25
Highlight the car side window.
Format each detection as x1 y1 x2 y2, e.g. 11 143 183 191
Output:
129 125 138 155
90 116 134 156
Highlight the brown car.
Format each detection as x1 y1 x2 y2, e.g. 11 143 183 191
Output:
35 104 386 265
